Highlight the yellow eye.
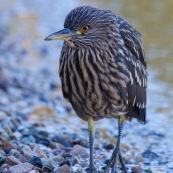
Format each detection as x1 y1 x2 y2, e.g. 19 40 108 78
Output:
80 26 89 33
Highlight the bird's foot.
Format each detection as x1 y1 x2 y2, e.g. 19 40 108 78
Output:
105 152 128 173
86 166 98 173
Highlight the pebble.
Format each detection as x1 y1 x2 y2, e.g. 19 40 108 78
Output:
41 158 54 171
1 139 17 150
0 111 9 121
70 145 89 159
9 149 20 156
33 147 47 158
0 156 6 166
167 162 173 169
6 162 33 173
6 156 21 166
13 153 28 163
0 149 6 156
21 135 36 144
58 164 71 173
21 146 38 160
132 166 143 173
3 125 13 135
28 170 40 173
142 150 159 160
29 156 42 168
102 142 114 150
11 131 22 140
51 135 71 147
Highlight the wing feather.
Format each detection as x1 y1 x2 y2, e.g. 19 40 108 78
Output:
115 15 147 122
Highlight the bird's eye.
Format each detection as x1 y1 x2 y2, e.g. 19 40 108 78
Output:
80 26 89 33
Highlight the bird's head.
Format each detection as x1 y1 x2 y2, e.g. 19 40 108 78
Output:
45 6 118 49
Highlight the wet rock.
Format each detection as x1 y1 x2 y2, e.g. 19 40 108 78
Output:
7 162 33 173
6 156 21 166
70 145 89 159
132 166 143 173
21 146 38 160
58 164 71 173
142 150 158 160
167 162 173 169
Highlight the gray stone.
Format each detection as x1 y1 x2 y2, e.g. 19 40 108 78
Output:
13 153 28 163
0 149 6 156
28 170 40 173
21 146 38 160
21 135 36 144
167 162 173 169
1 138 17 150
11 132 22 140
7 162 33 173
9 149 20 156
3 125 13 135
0 111 8 120
132 166 143 173
41 158 54 171
70 145 89 159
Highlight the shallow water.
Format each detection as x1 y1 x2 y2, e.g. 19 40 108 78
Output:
0 0 173 172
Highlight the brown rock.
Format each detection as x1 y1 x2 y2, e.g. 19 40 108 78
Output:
7 162 33 173
1 139 17 150
58 164 71 173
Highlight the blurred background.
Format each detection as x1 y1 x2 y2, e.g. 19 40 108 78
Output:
0 0 173 172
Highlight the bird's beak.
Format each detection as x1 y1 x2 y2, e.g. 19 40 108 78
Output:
44 28 76 41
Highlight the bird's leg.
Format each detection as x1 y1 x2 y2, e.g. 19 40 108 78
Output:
119 152 127 173
88 116 97 173
105 116 127 173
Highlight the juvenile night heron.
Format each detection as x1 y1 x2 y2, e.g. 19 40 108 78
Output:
45 6 147 173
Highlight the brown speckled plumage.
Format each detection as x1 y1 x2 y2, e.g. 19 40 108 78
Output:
45 6 147 173
59 6 147 122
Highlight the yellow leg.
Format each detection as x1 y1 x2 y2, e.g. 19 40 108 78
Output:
88 117 98 173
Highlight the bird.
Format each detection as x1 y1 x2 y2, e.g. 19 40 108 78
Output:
45 6 147 173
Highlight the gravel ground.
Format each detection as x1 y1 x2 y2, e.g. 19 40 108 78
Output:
0 1 173 173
